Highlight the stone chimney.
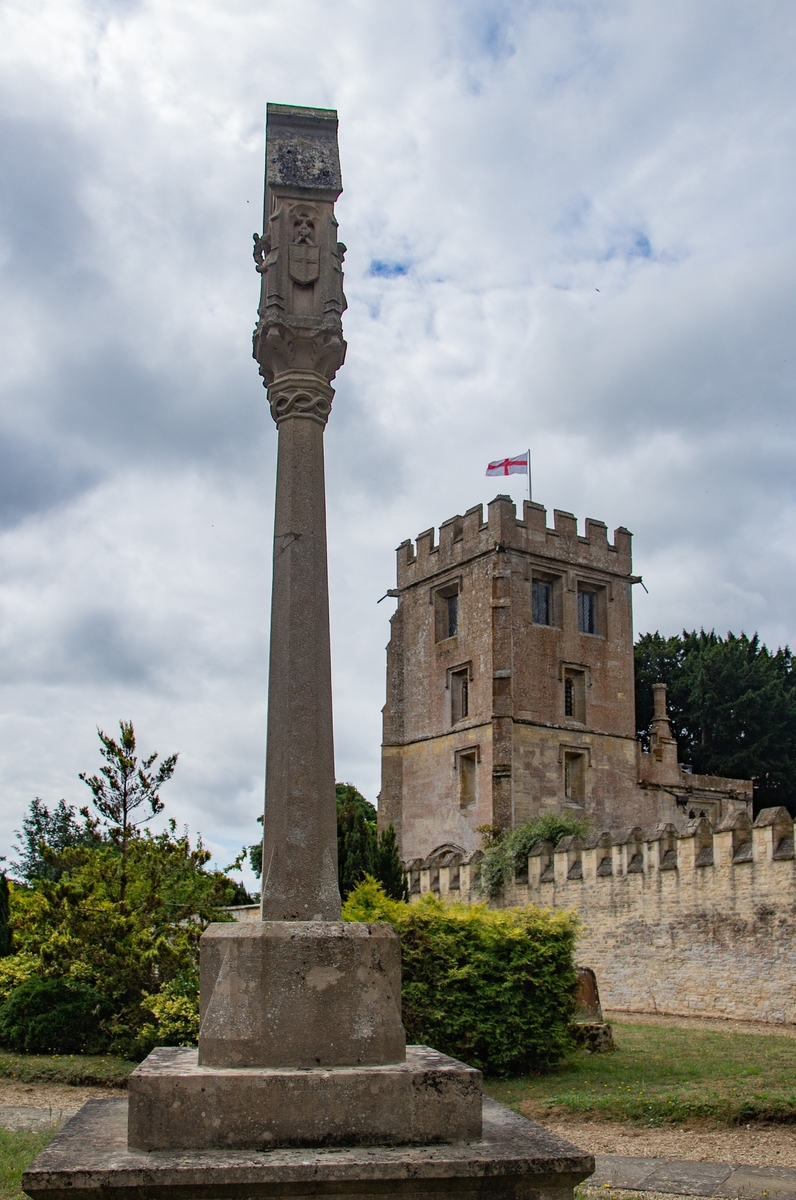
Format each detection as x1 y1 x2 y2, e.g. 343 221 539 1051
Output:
646 681 680 780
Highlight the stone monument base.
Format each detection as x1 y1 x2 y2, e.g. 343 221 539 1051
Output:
127 1045 482 1150
197 919 406 1068
24 1095 595 1200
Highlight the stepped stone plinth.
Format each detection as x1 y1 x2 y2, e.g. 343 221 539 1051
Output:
128 1045 481 1151
25 1096 594 1200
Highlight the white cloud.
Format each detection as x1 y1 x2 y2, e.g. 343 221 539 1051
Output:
0 0 794 873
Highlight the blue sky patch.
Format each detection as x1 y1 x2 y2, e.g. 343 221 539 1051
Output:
369 259 410 278
631 233 652 258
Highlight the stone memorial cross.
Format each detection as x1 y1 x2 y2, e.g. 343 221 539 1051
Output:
22 107 593 1200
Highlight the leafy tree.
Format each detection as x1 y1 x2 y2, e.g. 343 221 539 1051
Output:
249 815 263 879
635 631 796 814
13 798 102 884
79 721 178 904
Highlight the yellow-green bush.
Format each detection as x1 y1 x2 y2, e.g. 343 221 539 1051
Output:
3 827 235 1058
140 973 200 1047
343 878 578 1076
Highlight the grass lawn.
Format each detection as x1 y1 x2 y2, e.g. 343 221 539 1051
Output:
485 1020 796 1126
0 1129 54 1200
0 1053 133 1088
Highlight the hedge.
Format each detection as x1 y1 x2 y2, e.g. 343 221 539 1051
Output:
342 877 578 1076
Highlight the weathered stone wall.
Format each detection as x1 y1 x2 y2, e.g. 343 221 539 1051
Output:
408 808 796 1025
382 726 494 861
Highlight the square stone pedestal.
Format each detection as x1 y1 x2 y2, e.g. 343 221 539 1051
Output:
128 1045 482 1150
198 920 406 1069
23 1095 596 1200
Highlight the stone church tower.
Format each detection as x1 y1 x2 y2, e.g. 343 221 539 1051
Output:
379 495 751 864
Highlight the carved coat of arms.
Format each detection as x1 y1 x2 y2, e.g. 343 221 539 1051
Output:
289 244 320 284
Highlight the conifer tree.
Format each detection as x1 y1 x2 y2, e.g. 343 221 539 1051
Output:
248 783 407 902
374 824 409 901
635 630 796 814
0 875 12 958
13 798 102 883
80 721 178 904
336 784 376 899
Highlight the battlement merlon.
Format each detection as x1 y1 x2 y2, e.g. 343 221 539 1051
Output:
395 495 633 588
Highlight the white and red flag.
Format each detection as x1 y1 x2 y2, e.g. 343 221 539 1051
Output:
485 452 529 477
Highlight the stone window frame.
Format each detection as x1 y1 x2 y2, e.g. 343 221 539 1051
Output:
575 576 608 637
454 744 480 807
432 576 462 643
446 660 473 726
530 568 562 628
558 742 591 808
559 661 590 725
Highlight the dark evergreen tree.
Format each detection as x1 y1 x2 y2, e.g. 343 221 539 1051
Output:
0 875 12 957
634 631 688 749
374 824 409 901
249 784 407 901
336 783 377 899
635 630 796 815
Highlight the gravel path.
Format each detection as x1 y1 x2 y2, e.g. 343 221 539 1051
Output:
530 1112 796 1168
606 1011 796 1039
0 1079 122 1130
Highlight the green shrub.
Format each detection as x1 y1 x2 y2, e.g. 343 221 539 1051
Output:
0 875 12 957
139 971 200 1052
343 877 578 1076
479 814 591 899
8 825 235 1057
0 950 37 1002
0 977 109 1054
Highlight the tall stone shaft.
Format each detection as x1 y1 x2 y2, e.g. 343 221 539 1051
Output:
193 102 404 1073
253 104 347 920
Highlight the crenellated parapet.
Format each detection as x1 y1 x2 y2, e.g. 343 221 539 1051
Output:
405 846 483 901
408 807 795 907
396 496 632 591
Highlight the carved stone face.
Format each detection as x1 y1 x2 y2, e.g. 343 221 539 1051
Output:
293 217 315 244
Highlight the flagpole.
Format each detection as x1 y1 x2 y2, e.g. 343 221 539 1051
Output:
527 449 532 502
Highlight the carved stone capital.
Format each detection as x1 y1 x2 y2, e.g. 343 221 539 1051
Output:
267 370 335 427
253 317 347 397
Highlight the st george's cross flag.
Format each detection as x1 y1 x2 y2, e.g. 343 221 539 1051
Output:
486 452 529 477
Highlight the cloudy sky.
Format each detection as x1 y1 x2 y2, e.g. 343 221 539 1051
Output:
0 0 794 886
